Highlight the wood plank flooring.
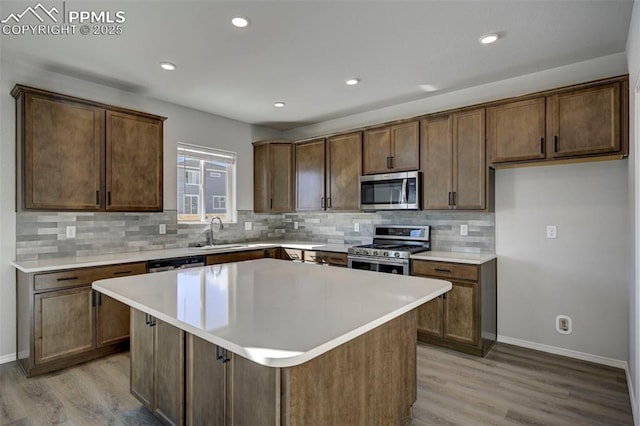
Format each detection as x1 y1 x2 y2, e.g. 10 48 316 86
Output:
0 343 633 425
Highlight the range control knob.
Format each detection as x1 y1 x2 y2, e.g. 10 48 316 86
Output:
383 251 389 257
394 252 400 258
373 251 379 256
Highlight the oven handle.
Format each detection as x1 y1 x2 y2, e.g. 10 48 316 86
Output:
347 255 409 267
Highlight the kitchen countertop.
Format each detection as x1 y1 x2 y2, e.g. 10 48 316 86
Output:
411 251 497 265
12 241 495 273
11 241 351 273
92 258 452 368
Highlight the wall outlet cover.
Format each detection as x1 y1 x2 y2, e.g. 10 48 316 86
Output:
460 224 468 236
245 222 252 231
159 224 166 234
294 221 299 230
556 315 572 334
66 226 76 239
546 225 557 239
354 223 360 232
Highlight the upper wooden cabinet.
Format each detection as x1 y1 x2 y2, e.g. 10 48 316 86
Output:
295 139 326 211
12 85 166 212
253 141 294 213
363 121 419 174
488 77 628 165
326 132 362 211
421 108 487 210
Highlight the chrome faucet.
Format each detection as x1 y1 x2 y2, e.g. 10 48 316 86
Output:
209 216 223 246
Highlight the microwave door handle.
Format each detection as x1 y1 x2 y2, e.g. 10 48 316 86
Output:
401 178 408 204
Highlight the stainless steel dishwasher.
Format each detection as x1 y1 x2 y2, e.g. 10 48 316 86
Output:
147 255 205 272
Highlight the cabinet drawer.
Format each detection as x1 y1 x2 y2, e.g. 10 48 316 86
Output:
305 251 348 267
282 248 303 261
34 262 147 292
411 260 477 281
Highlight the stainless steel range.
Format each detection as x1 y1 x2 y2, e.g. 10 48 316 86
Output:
347 225 430 275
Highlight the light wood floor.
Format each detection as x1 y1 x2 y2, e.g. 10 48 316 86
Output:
0 343 633 425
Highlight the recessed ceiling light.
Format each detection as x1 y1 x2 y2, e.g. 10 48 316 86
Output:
160 62 176 71
419 84 438 92
479 33 499 45
273 102 286 108
346 78 360 86
231 16 249 28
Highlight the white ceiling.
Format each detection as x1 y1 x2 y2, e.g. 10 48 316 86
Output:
0 1 634 130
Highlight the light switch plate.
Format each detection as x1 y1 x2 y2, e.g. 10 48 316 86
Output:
354 223 360 232
546 225 557 239
460 224 468 236
294 221 299 230
245 222 252 231
159 224 166 234
66 226 76 239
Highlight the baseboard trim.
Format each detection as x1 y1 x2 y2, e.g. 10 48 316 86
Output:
0 353 16 365
624 363 638 426
497 335 627 369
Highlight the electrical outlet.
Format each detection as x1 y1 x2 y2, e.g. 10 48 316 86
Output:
66 226 76 239
354 223 360 232
556 315 572 334
294 221 299 230
460 224 468 236
546 225 557 239
159 224 166 234
244 222 252 231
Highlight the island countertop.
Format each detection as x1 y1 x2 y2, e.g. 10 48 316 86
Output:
93 258 451 368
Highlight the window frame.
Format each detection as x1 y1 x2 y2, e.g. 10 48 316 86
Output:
177 143 237 224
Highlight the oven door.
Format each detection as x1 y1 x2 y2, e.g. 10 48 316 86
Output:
347 255 409 275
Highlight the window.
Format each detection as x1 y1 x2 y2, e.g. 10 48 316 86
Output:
177 143 236 223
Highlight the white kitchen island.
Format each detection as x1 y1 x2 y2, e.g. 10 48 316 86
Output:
93 258 451 426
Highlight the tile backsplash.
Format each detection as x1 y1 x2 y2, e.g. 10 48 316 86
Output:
15 209 494 261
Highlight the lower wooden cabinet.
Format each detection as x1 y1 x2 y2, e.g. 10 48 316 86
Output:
16 262 146 377
411 258 497 356
131 309 185 426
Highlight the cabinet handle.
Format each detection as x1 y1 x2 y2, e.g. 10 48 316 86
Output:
540 137 544 154
98 293 102 305
96 190 100 205
452 192 457 206
107 191 112 206
390 156 394 169
270 198 273 209
448 192 452 206
92 291 96 307
434 268 452 273
145 313 156 327
57 276 79 282
321 197 325 209
554 136 558 153
443 292 448 300
113 270 132 275
386 156 391 169
327 197 332 208
216 346 231 363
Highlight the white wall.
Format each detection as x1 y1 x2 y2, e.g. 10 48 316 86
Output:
495 161 629 362
0 58 280 361
627 0 640 421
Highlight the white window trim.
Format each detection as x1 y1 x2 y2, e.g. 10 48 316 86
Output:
177 143 237 224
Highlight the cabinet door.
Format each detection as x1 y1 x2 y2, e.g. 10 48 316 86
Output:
488 97 546 163
96 294 130 347
131 309 154 409
269 143 294 212
326 133 362 211
106 111 163 211
23 94 103 210
154 320 185 426
253 143 270 213
421 116 453 210
390 121 420 172
443 281 478 346
549 82 621 158
417 296 443 337
363 127 391 175
296 139 325 211
186 335 226 426
453 108 486 210
34 286 95 364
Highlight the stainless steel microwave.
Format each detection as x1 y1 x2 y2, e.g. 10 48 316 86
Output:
359 171 421 211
